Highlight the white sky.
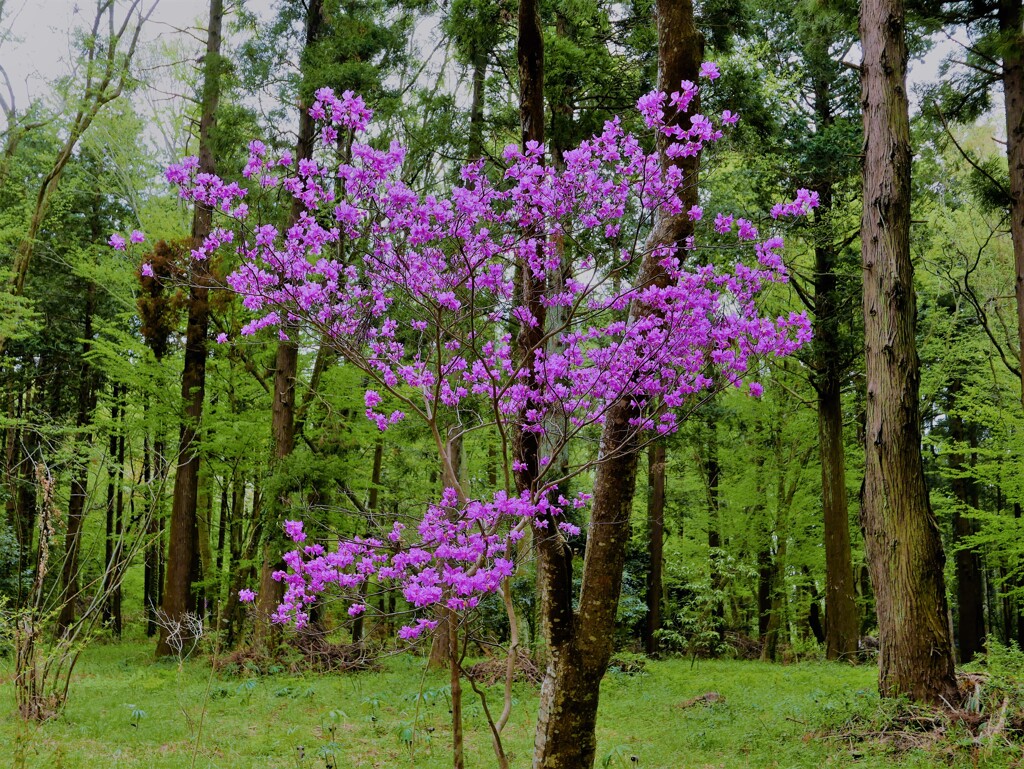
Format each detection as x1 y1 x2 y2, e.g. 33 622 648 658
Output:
0 0 962 131
0 0 275 121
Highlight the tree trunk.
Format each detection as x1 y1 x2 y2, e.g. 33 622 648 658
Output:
644 440 666 655
818 372 859 659
760 531 788 662
467 36 487 162
811 180 860 661
104 386 118 628
859 0 958 703
143 434 160 636
999 0 1024 654
196 471 214 617
530 2 701 766
757 544 772 641
157 0 223 657
253 0 324 650
103 384 126 635
428 428 464 668
56 282 96 634
705 418 725 637
216 483 228 576
1001 1 1024 414
253 343 296 644
948 386 986 662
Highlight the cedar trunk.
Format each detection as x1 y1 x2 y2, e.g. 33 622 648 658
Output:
644 440 666 655
858 0 958 703
254 0 324 648
802 10 861 666
1002 1 1024 413
812 179 859 660
157 0 223 657
56 283 96 634
948 386 986 662
529 2 701 765
705 418 724 634
817 370 859 660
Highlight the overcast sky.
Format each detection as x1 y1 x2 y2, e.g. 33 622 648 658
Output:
0 0 958 129
0 0 276 120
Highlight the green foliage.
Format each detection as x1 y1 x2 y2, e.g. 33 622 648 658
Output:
0 522 29 602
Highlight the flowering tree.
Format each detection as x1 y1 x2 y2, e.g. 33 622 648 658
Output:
128 66 815 768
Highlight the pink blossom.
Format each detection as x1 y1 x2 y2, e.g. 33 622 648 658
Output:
700 62 721 80
284 520 306 543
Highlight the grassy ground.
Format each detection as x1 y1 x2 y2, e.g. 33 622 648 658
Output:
0 641 1016 769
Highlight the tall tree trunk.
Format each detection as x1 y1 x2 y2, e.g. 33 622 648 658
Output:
216 483 228 576
948 385 986 662
253 0 324 650
467 36 487 162
143 433 163 637
103 383 125 635
812 191 860 660
196 471 214 620
352 440 383 644
428 429 464 668
112 391 126 637
859 0 958 703
818 370 859 659
1002 1 1024 414
644 440 665 655
705 418 725 637
998 0 1024 650
56 282 96 634
761 532 788 662
157 0 223 657
530 3 701 766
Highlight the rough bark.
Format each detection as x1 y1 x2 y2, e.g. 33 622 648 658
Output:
143 433 166 637
705 419 725 635
157 0 223 657
530 2 701 765
1002 0 1024 413
811 181 860 661
998 0 1024 649
102 384 126 636
859 0 959 703
817 365 859 660
467 36 487 162
352 440 383 644
56 284 96 634
644 440 666 655
253 336 298 645
252 0 324 650
948 385 986 662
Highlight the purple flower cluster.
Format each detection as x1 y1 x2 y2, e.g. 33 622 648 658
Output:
159 71 814 637
269 487 576 634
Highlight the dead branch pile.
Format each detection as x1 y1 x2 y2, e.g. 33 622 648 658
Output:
821 670 1024 760
465 650 543 687
215 633 380 676
676 691 725 709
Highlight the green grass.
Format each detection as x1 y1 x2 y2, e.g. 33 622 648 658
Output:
0 642 1016 768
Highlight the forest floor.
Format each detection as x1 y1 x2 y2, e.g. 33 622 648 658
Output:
0 641 1018 769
